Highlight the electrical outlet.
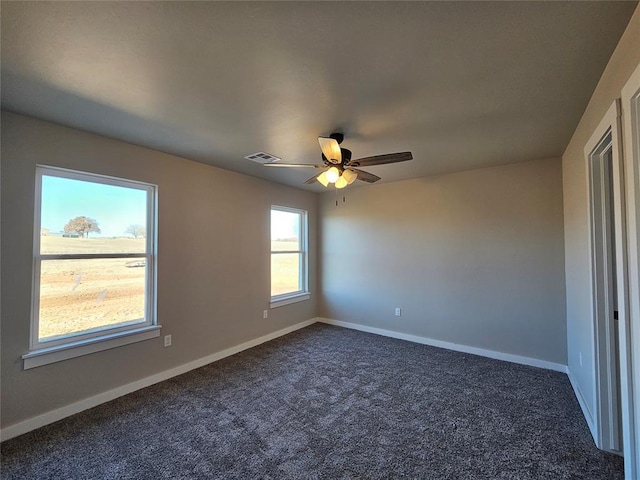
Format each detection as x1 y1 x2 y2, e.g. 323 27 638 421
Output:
263 309 268 319
164 335 172 347
395 307 401 317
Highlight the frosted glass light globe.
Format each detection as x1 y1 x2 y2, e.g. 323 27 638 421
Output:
325 167 340 183
342 169 357 185
335 176 348 189
316 171 330 187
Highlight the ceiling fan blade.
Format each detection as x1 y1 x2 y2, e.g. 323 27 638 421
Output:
351 168 381 183
347 151 413 167
304 171 325 184
318 137 342 164
263 163 324 168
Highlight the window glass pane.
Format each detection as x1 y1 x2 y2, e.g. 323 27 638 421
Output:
38 258 146 342
271 253 300 296
271 210 300 252
40 175 147 254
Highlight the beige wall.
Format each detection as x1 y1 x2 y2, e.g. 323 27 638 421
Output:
319 157 567 364
562 6 640 421
0 111 318 428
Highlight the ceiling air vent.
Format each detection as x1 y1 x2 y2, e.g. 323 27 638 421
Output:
244 152 281 164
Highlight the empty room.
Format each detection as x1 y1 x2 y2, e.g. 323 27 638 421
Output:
2 2 640 479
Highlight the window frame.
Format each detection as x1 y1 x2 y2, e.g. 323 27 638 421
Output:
270 205 309 307
24 165 159 368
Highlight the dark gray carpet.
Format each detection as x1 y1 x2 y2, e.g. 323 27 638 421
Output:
1 323 624 479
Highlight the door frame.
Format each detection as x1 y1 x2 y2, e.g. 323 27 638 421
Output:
584 100 628 455
620 62 640 480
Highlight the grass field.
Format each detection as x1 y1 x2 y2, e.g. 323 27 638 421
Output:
38 237 301 341
41 236 146 255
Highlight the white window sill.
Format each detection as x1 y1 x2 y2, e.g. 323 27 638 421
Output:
270 292 310 309
22 325 161 369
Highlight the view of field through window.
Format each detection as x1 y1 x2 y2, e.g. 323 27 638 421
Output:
39 237 147 341
37 173 149 342
271 209 304 297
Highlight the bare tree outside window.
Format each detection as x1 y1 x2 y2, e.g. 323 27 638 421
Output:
125 224 146 238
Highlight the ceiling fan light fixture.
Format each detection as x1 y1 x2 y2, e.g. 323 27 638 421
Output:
335 176 348 189
342 169 357 185
318 137 342 164
325 166 340 183
316 171 330 187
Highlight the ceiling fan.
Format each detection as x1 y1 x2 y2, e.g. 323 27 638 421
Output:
264 133 413 188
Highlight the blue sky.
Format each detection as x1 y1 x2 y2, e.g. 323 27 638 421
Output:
41 175 147 237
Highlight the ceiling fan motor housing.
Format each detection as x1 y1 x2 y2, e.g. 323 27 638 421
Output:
329 132 344 144
340 148 352 164
321 147 351 169
321 148 352 171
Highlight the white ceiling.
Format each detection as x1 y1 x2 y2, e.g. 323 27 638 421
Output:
1 2 637 191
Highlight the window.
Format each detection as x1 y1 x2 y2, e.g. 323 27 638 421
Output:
270 206 309 306
23 166 158 369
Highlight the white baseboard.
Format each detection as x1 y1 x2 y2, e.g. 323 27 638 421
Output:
567 370 598 443
318 318 568 373
0 318 318 442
